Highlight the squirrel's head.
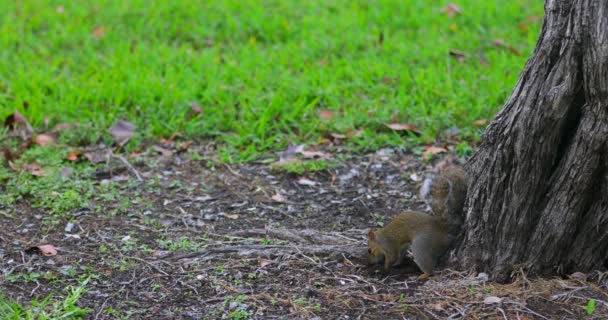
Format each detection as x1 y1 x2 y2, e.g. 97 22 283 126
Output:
367 228 386 265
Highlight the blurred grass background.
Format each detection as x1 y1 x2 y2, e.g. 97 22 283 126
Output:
0 0 543 161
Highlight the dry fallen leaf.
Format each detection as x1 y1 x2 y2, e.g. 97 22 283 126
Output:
109 120 136 146
319 110 334 120
518 22 529 33
297 178 317 186
66 150 81 161
51 123 76 132
84 151 106 164
271 193 287 203
422 146 447 160
473 118 489 126
492 38 507 47
569 272 587 281
152 145 173 157
298 150 332 159
4 111 33 134
93 26 106 38
259 259 273 268
449 49 467 63
159 132 181 143
441 3 462 17
35 244 58 256
191 102 202 115
223 213 239 220
483 296 503 304
477 53 489 67
3 148 18 162
22 163 46 176
346 128 364 138
329 133 347 140
177 140 193 152
34 134 56 147
383 123 421 136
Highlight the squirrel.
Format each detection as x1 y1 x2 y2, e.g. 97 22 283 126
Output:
367 166 467 279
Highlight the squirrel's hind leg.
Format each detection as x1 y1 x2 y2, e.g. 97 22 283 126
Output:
411 234 437 277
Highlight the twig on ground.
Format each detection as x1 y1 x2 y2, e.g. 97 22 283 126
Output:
111 153 143 181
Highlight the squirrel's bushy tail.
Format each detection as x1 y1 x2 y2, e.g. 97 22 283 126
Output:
420 166 468 235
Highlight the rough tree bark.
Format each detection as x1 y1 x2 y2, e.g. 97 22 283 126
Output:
451 0 608 279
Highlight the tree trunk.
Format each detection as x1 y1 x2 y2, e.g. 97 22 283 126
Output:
452 0 608 279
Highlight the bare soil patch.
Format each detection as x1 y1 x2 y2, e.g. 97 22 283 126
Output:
1 146 606 319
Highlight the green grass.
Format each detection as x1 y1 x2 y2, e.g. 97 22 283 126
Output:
0 278 91 319
0 0 543 161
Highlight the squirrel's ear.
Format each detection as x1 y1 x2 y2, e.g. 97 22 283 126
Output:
368 229 376 239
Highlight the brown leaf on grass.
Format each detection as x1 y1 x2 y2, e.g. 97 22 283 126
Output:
346 128 364 138
477 53 489 67
21 163 46 176
383 123 421 136
319 110 334 120
271 193 287 203
152 145 173 157
109 120 136 146
509 46 522 56
329 133 347 140
3 148 18 162
159 132 181 143
528 15 540 24
518 22 529 33
4 111 33 133
191 102 203 115
84 151 106 164
92 26 106 38
492 38 507 47
27 244 58 256
449 49 467 63
492 39 522 56
441 3 462 17
473 118 489 126
66 150 81 161
51 123 76 132
378 31 384 45
34 134 56 147
422 146 447 160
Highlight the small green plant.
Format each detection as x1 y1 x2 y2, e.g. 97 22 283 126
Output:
585 299 595 315
0 277 92 319
455 142 474 157
157 237 206 251
270 160 331 175
223 295 251 320
213 265 226 274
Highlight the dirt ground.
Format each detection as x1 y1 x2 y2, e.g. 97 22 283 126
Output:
1 145 607 319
